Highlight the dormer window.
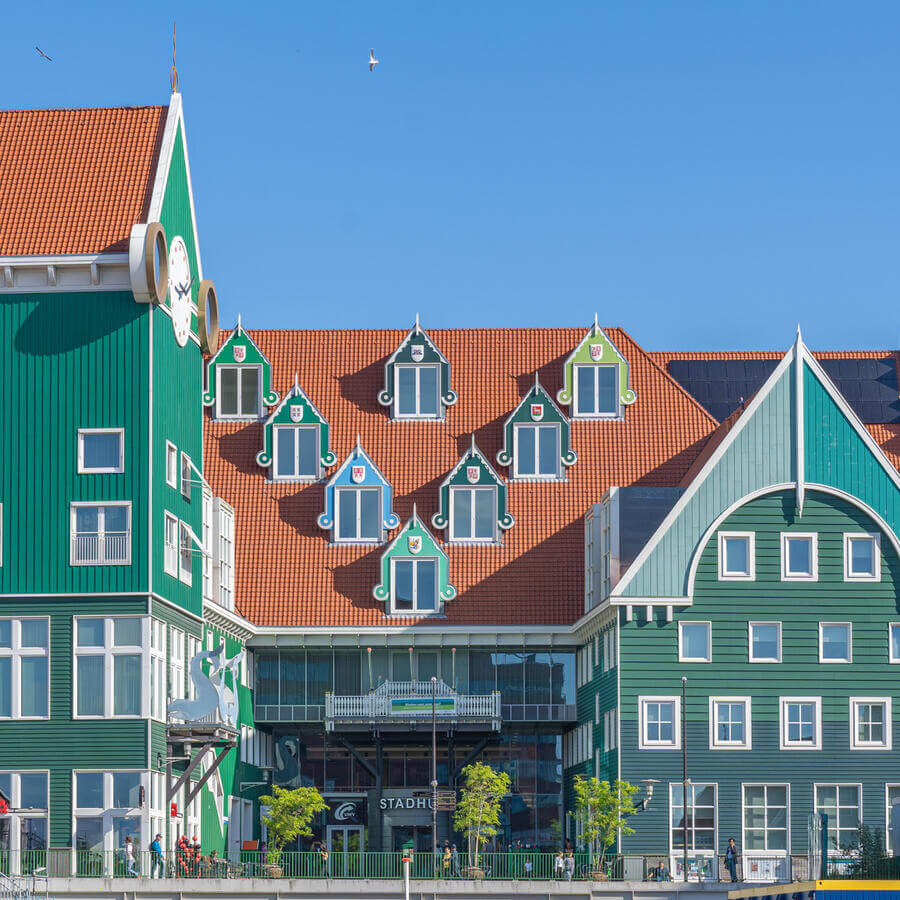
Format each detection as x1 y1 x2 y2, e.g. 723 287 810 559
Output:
450 487 495 541
217 365 261 419
378 317 457 421
393 558 438 612
274 425 318 480
514 423 560 479
574 364 618 417
336 487 381 541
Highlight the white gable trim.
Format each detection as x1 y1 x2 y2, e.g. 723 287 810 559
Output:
325 441 391 491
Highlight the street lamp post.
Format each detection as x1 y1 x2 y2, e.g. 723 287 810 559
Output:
682 676 688 882
431 676 438 864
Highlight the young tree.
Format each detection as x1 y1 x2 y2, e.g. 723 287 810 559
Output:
259 785 329 866
453 762 510 869
572 777 639 873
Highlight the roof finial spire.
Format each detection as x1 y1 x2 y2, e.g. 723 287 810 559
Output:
236 313 242 333
593 311 599 333
471 433 476 453
534 371 540 391
170 21 179 93
293 373 299 391
414 312 420 333
356 432 361 452
412 502 417 521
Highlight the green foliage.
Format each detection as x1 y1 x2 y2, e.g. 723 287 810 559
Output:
259 785 329 865
453 762 510 868
572 777 639 869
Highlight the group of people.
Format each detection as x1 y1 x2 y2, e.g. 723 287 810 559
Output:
440 841 461 877
125 832 223 878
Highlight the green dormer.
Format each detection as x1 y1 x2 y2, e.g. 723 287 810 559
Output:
432 438 514 542
373 508 456 615
203 317 279 420
255 376 336 481
556 316 636 418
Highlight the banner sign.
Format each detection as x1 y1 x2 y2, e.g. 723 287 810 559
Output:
390 696 456 716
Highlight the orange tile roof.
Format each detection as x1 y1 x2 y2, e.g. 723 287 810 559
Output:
0 105 167 256
203 328 719 628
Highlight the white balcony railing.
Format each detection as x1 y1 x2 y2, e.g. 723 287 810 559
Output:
72 532 130 564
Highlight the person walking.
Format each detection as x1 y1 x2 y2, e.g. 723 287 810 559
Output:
123 835 137 877
149 833 164 878
725 838 739 882
450 843 460 878
442 844 452 878
554 850 565 879
564 850 575 881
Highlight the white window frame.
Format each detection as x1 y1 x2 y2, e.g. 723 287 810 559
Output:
180 453 192 500
448 485 498 543
214 500 235 610
187 636 200 700
512 422 561 480
169 627 185 702
150 619 165 722
72 770 150 856
815 783 862 852
849 697 892 750
165 441 178 489
748 621 782 663
334 486 383 544
77 428 124 474
741 783 790 855
709 696 752 750
638 695 681 750
668 782 718 855
819 621 852 664
572 363 620 419
69 501 132 566
779 696 822 750
718 531 755 580
72 616 148 719
0 770 49 870
890 623 900 664
678 621 712 663
163 512 178 577
178 522 193 586
216 364 262 420
885 784 900 854
393 363 442 420
201 486 213 601
389 556 440 615
272 424 320 482
0 618 50 720
780 532 818 581
844 532 881 582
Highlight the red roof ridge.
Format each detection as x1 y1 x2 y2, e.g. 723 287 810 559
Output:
0 103 167 115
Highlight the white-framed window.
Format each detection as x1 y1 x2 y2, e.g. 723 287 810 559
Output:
749 621 782 663
670 782 717 852
178 522 193 586
217 365 261 419
273 425 318 480
163 512 178 577
201 487 213 601
595 693 600 725
394 364 440 419
70 502 131 566
779 696 822 750
850 697 892 750
780 532 817 581
603 629 615 672
573 364 618 418
819 622 852 663
335 486 381 542
0 771 48 869
77 429 124 474
718 531 754 580
678 621 711 663
513 423 560 479
166 441 178 489
886 785 900 854
391 557 438 614
844 533 880 581
742 784 789 852
169 627 185 701
0 619 49 719
74 617 145 718
180 453 192 500
73 770 145 856
150 619 165 721
603 708 617 751
815 784 861 851
215 500 235 610
639 696 680 749
709 696 752 750
449 486 496 542
187 636 200 700
890 623 900 664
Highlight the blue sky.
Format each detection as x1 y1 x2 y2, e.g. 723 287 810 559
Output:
3 2 899 349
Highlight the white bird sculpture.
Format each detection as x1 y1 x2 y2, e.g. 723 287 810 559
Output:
369 49 379 72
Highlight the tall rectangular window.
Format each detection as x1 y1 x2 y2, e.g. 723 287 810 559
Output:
639 696 680 749
887 785 900 854
163 512 178 577
779 696 821 750
710 697 751 749
74 617 143 718
216 500 235 610
70 503 131 565
169 627 185 701
850 698 891 750
201 487 213 601
77 429 124 474
749 622 781 662
0 772 49 868
0 619 49 719
218 365 261 418
718 532 754 579
574 365 618 417
395 365 440 418
392 558 438 614
670 782 717 850
820 622 851 663
514 424 559 478
781 533 817 581
336 487 381 542
179 523 193 585
815 784 861 850
743 785 788 851
150 620 165 722
844 533 880 581
273 425 318 479
165 441 178 488
180 453 192 500
450 487 495 541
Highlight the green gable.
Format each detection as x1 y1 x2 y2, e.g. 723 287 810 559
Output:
256 378 335 471
202 318 279 411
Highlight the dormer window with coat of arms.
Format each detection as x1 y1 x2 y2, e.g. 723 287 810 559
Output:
255 376 336 482
378 316 457 420
497 377 577 480
556 315 636 419
203 316 279 421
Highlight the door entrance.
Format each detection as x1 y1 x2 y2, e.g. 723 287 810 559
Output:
392 826 433 877
327 825 364 877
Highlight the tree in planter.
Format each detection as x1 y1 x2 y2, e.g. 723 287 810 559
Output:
259 785 329 867
572 776 639 875
453 762 510 870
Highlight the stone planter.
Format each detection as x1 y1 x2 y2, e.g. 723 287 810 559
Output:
263 863 283 878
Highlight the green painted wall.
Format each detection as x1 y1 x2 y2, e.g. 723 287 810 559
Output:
619 489 900 854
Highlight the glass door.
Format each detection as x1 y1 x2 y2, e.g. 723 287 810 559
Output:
327 825 363 877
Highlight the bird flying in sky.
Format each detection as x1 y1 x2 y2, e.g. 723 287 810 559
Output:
369 49 379 71
35 46 52 61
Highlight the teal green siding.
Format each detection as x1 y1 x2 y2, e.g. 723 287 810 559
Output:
0 293 150 594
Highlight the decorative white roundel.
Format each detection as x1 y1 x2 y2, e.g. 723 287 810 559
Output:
168 236 192 347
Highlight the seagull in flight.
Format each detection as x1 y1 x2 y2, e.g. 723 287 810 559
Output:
35 46 52 61
369 49 379 71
